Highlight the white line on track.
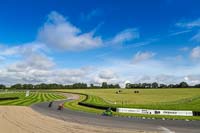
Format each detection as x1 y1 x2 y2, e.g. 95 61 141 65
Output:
159 126 175 133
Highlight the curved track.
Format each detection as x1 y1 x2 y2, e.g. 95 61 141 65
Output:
31 93 200 133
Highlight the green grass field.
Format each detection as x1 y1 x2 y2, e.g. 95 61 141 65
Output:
1 89 200 120
61 89 200 120
60 88 200 111
0 91 66 106
60 88 200 120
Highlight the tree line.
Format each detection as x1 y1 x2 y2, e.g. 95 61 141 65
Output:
0 81 200 90
0 82 120 90
126 82 200 88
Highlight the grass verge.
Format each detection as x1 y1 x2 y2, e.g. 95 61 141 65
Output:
0 91 66 106
63 92 200 121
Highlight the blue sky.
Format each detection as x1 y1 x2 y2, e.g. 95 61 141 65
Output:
0 0 200 86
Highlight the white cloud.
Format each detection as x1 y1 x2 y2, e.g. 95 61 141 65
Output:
184 75 200 85
97 57 200 85
38 11 139 51
9 54 54 71
191 46 200 59
91 76 119 85
169 30 192 36
2 11 200 86
81 9 102 21
176 18 200 42
132 51 155 63
1 46 200 86
38 11 103 51
165 55 183 62
0 11 143 86
191 31 200 42
109 28 139 44
179 46 189 52
98 69 117 80
176 18 200 28
0 56 5 61
0 58 94 85
0 42 47 57
154 74 182 84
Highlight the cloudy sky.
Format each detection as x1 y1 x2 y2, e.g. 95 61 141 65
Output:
0 0 200 86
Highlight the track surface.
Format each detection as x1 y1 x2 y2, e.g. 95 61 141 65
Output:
31 94 200 133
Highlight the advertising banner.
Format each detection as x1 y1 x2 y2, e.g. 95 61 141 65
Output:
116 108 193 116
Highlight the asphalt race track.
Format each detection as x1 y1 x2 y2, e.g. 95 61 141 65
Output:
31 95 200 133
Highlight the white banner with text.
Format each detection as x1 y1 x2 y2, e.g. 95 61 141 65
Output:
116 108 193 116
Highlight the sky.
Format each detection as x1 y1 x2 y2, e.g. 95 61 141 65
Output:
0 0 200 86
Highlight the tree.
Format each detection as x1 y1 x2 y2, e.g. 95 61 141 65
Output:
0 84 6 89
114 84 120 88
142 83 147 88
142 83 151 88
22 84 34 89
11 84 22 89
152 82 158 88
194 84 200 88
159 84 167 88
90 84 94 88
179 82 188 88
102 82 108 88
72 83 87 89
168 84 173 88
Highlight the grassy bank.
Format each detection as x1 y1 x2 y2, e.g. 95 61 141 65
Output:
63 93 200 120
0 91 66 106
60 88 200 120
59 88 200 111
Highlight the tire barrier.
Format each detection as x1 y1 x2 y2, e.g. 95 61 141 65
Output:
193 111 200 116
0 97 19 101
78 102 116 111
